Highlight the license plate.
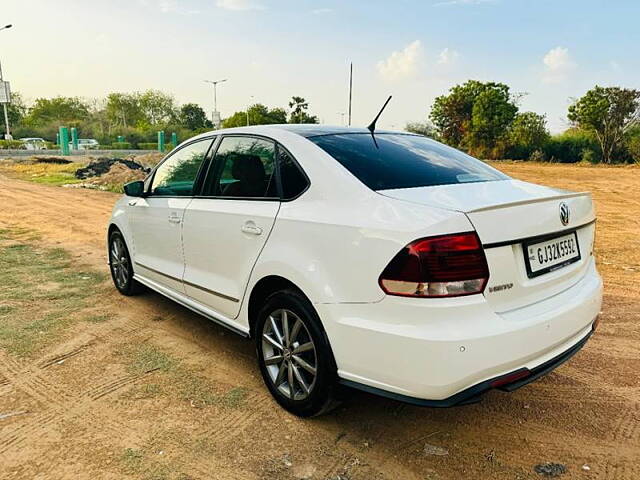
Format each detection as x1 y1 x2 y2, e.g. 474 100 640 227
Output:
524 231 581 278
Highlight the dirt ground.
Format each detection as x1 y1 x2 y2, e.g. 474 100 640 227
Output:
0 162 639 480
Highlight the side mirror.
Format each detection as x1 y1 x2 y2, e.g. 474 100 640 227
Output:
123 180 145 197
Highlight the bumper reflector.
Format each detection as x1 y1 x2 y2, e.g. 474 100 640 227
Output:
489 368 531 388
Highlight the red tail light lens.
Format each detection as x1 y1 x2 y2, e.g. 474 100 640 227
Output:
379 232 489 298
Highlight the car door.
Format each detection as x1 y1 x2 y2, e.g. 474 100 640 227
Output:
182 135 281 319
127 137 214 293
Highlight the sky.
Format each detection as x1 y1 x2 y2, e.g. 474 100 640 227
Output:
1 0 639 132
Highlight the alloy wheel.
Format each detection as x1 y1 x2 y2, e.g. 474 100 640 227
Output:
110 236 129 289
261 308 317 401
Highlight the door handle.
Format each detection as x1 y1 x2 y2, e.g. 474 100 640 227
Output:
241 222 263 235
168 214 181 224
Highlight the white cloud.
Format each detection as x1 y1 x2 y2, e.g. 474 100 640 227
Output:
377 40 422 81
437 47 460 65
311 8 333 14
216 0 264 10
543 46 571 70
542 46 576 83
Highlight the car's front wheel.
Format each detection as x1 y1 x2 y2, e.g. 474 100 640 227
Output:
256 290 338 417
108 230 144 296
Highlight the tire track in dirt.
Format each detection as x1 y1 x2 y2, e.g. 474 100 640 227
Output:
85 368 161 400
0 412 58 455
38 341 96 369
0 354 75 406
610 401 640 443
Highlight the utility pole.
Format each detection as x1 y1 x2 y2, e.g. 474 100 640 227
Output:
204 79 227 128
0 24 13 140
348 62 353 127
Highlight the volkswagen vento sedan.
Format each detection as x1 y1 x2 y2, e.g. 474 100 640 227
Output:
107 125 602 416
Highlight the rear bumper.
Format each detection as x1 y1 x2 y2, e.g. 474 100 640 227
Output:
318 259 602 402
339 325 594 407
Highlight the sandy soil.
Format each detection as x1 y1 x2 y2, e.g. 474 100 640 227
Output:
0 163 639 480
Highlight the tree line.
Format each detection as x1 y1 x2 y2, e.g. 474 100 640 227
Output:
4 91 318 148
5 82 639 163
408 80 640 164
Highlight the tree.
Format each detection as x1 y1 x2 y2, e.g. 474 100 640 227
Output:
404 121 437 139
25 96 90 125
105 90 177 130
507 112 550 158
288 96 319 124
139 90 178 126
625 126 640 163
430 80 518 157
510 112 549 148
105 92 144 129
179 103 212 130
469 88 518 156
6 91 27 126
567 85 640 163
222 104 288 128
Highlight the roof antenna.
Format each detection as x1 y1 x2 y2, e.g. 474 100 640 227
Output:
367 95 392 148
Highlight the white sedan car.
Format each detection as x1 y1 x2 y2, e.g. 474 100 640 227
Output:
107 125 602 416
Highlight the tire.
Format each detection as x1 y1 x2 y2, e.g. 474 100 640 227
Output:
108 230 145 296
255 289 339 417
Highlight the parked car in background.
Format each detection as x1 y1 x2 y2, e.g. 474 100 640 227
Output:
107 125 602 416
20 137 47 150
70 138 100 150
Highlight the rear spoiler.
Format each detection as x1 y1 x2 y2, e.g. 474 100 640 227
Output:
465 191 592 214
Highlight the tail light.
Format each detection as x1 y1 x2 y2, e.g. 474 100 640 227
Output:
379 232 489 298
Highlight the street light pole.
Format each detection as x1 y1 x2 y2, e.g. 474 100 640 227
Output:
204 79 227 128
0 24 13 140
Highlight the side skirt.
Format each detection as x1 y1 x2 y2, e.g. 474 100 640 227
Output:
133 274 250 338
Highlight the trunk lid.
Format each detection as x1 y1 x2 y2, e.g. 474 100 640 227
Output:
379 179 596 312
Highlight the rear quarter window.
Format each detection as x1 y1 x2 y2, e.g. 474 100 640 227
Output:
308 133 508 190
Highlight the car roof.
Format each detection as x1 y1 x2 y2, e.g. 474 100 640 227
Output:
190 124 418 141
266 124 412 138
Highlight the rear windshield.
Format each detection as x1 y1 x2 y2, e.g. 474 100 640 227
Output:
309 133 508 191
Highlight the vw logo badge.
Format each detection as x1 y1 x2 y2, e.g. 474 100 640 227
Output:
559 202 570 226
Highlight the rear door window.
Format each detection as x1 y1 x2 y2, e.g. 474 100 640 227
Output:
207 136 278 199
309 133 508 191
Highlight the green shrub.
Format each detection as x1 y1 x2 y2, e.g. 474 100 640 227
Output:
109 142 132 150
505 143 532 160
580 148 599 164
543 129 599 163
627 135 640 163
137 143 158 150
0 140 25 149
529 149 546 162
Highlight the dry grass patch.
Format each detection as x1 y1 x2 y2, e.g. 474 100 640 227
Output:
0 160 85 186
0 228 107 356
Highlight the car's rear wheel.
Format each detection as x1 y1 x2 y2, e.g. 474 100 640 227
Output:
256 290 338 417
108 230 144 296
